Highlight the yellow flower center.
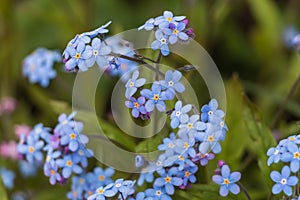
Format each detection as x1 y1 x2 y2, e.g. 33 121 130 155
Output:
75 53 81 59
73 191 78 197
50 170 55 175
208 136 214 142
99 175 105 181
294 152 300 159
200 153 205 158
78 150 84 156
80 178 85 184
168 143 175 148
183 142 189 149
46 156 51 162
87 191 93 196
290 137 296 141
153 94 159 101
185 171 190 177
173 29 179 35
129 81 134 87
98 189 104 194
66 160 73 167
28 146 35 153
223 178 230 185
121 63 127 70
167 17 172 22
70 133 76 139
165 176 171 183
187 123 193 129
30 65 36 71
178 155 184 161
134 102 139 108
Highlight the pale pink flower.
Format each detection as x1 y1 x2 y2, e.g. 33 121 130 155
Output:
14 124 31 138
0 97 17 115
0 141 19 160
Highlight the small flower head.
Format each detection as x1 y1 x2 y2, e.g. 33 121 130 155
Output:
212 165 241 197
22 48 61 87
159 70 185 100
271 166 298 196
125 97 147 118
140 83 167 112
0 167 15 189
125 70 146 98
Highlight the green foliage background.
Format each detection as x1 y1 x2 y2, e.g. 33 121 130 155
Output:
1 0 300 199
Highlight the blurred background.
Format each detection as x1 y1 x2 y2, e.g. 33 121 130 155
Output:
1 0 300 199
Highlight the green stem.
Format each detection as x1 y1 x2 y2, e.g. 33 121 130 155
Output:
155 52 162 81
238 182 252 200
270 71 300 129
110 52 164 77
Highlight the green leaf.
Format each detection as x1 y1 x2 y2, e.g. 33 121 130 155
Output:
49 99 72 115
175 184 243 200
0 180 8 200
217 75 248 170
242 94 276 188
75 110 136 152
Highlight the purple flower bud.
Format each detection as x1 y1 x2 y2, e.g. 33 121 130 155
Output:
169 23 176 30
185 28 195 39
217 160 226 168
183 19 189 26
214 168 221 175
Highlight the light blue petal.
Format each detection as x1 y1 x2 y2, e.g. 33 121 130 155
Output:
221 165 230 178
271 170 282 182
135 78 146 87
73 165 82 174
151 40 161 50
161 44 170 56
219 185 229 196
171 118 180 129
140 89 153 99
229 172 241 183
165 184 175 195
145 100 155 112
282 165 291 177
92 38 101 49
174 83 185 93
169 35 177 45
65 59 77 70
62 167 72 178
283 185 292 196
154 177 165 187
69 140 78 152
229 183 240 194
178 32 189 41
172 177 183 186
156 101 166 112
99 45 111 55
287 176 298 186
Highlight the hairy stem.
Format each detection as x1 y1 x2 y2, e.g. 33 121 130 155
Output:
110 53 164 77
238 182 252 200
270 72 300 129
